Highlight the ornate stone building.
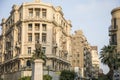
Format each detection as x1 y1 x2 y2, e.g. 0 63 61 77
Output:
109 7 120 70
0 0 72 80
91 46 99 79
71 30 92 79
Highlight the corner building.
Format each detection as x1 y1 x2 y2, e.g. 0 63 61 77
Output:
109 7 120 52
109 7 120 70
0 0 72 80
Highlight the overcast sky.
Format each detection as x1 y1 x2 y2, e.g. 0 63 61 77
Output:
0 0 120 74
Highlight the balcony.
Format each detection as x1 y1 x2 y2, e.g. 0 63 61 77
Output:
110 41 117 45
109 32 116 36
24 16 49 22
46 54 70 64
109 25 118 32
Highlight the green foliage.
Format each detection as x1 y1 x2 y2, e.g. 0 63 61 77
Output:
59 70 76 80
43 74 52 80
100 45 116 67
0 78 3 80
18 75 52 80
100 45 117 80
18 76 31 80
92 78 98 80
98 75 109 80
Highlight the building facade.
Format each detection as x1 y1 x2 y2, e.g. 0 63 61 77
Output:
109 7 120 70
0 0 72 80
71 30 92 79
91 46 99 79
109 7 120 52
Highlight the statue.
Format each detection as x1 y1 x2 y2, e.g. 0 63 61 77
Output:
35 40 41 50
32 40 47 61
34 41 42 58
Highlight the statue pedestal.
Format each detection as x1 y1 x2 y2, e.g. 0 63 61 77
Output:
31 59 44 80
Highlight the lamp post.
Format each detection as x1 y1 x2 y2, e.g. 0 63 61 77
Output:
47 65 50 75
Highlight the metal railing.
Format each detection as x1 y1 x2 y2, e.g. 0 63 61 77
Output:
109 25 118 32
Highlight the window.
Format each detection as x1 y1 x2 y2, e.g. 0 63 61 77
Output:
28 33 32 42
53 14 55 20
26 60 31 67
42 47 46 54
28 47 31 54
77 54 79 57
42 24 47 31
28 24 32 31
42 9 47 18
0 58 1 62
114 18 117 29
77 60 79 63
19 13 21 19
73 60 75 63
35 24 40 31
35 8 40 17
6 42 11 50
29 8 33 17
35 33 39 41
18 27 21 42
42 33 47 42
111 34 117 45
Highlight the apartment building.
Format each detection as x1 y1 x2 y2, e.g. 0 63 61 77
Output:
0 0 72 80
109 7 120 70
71 30 92 79
91 46 99 79
109 7 120 52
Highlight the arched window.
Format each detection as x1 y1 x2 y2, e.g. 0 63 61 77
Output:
26 60 31 67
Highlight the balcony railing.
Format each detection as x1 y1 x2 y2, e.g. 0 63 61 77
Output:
109 32 116 36
109 25 118 32
110 41 117 45
24 16 48 22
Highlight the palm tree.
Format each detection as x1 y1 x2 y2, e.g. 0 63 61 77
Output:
100 45 116 80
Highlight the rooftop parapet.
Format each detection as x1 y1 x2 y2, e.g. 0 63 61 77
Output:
111 7 120 14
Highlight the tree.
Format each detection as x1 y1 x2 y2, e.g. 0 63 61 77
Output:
59 70 76 80
98 74 109 80
43 74 52 80
18 76 31 80
0 78 3 80
100 45 116 80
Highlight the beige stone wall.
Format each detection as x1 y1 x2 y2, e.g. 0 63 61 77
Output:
109 7 120 70
71 30 92 78
111 8 120 52
91 46 99 78
0 0 72 79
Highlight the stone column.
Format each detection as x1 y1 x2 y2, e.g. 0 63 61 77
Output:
31 59 44 80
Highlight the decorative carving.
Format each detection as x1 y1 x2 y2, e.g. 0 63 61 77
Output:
53 43 57 48
15 42 20 48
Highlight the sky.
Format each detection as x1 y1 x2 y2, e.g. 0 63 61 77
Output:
0 0 120 74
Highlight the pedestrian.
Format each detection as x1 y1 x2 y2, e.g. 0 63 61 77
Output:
78 77 80 80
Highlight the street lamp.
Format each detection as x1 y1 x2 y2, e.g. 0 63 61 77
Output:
47 65 50 75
